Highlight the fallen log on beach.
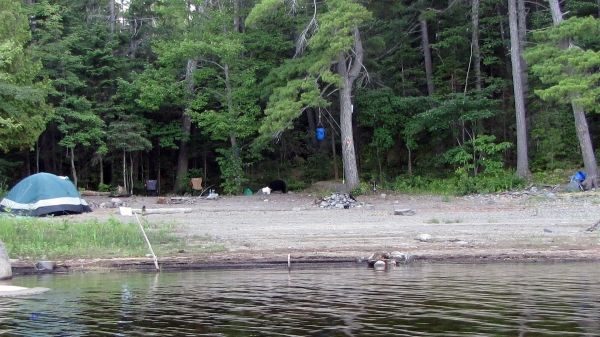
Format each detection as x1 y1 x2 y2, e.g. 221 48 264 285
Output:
80 190 111 196
131 208 192 214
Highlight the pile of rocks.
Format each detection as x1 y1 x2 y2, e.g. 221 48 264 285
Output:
316 193 358 209
366 251 411 270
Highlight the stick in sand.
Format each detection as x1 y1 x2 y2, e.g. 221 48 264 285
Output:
134 213 160 271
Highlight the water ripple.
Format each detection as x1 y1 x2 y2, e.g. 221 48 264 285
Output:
3 263 600 336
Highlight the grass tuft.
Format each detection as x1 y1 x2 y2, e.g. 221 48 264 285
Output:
0 215 217 260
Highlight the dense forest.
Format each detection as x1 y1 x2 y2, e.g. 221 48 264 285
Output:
2 0 600 195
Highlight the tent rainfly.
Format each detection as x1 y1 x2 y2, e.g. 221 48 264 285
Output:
0 173 92 216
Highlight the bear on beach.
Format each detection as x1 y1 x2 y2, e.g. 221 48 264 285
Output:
268 180 287 194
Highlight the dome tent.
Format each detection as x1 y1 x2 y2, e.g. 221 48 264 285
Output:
0 173 92 216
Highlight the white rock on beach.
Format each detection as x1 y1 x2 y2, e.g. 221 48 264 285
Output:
417 234 432 242
0 239 12 280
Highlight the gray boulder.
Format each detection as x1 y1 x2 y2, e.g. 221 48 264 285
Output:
0 239 12 280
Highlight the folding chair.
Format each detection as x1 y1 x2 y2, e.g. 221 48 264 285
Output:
145 180 158 196
191 178 203 196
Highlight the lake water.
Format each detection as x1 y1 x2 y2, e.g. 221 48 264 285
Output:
2 262 600 336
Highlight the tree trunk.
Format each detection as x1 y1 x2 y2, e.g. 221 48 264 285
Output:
99 157 104 185
420 19 435 96
336 26 364 191
110 0 115 35
407 145 412 176
508 0 531 179
35 140 39 173
233 0 240 33
70 147 78 188
172 59 197 193
224 62 243 193
548 0 599 188
332 130 339 180
472 0 481 92
517 0 528 96
122 149 127 192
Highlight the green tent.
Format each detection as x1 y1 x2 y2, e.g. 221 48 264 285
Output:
0 173 92 216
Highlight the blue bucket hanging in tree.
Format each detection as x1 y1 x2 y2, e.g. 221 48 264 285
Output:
316 126 326 140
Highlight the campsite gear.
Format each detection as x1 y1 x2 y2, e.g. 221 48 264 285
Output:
145 180 158 196
191 178 203 196
566 171 586 192
316 109 326 140
316 126 326 140
572 171 586 183
0 173 92 216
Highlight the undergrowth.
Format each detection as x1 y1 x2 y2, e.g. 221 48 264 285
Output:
389 170 526 196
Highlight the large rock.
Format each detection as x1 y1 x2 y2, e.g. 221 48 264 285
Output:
0 239 12 280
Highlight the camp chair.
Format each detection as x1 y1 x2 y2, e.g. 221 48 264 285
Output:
145 179 158 196
191 178 203 196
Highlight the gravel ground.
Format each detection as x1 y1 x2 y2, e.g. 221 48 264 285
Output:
24 185 600 272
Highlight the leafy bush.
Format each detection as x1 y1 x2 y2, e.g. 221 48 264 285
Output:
286 180 309 192
533 169 571 185
392 170 525 196
97 183 112 192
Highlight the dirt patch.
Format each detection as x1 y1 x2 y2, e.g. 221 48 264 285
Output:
11 187 600 274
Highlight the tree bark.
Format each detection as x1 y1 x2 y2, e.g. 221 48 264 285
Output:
472 0 481 91
548 0 599 188
517 0 528 96
122 149 127 192
337 26 363 191
332 130 339 180
172 59 197 193
99 157 104 185
233 0 240 33
420 19 435 96
508 0 531 178
110 0 115 35
70 147 78 188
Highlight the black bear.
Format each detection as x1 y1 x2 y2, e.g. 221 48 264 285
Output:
268 179 287 193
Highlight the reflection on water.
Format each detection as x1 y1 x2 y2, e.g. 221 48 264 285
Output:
2 262 600 336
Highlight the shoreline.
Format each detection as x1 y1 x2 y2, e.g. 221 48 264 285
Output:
8 189 600 276
10 248 600 276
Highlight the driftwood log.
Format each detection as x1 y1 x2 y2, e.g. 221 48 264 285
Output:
585 219 600 232
131 208 192 214
80 191 111 196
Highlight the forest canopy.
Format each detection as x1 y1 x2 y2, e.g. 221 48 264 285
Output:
1 0 599 195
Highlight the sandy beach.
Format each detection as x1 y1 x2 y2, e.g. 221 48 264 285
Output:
10 186 600 273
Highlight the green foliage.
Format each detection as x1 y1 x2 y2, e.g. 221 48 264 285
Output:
529 105 580 171
524 16 600 113
351 181 372 196
215 147 248 195
392 170 525 196
0 0 53 151
285 180 309 192
443 135 512 177
0 216 184 259
452 172 525 195
249 0 371 140
303 152 333 183
0 178 8 199
532 169 572 185
97 183 112 192
404 89 501 151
